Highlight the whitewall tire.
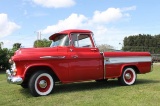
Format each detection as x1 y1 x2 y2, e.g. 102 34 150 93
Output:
118 67 136 86
29 71 54 97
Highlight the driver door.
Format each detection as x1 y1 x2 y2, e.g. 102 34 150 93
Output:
68 33 103 82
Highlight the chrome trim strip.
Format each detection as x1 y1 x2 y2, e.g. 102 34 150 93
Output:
40 56 66 59
104 56 152 65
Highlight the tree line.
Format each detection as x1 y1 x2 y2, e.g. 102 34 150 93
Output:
122 34 160 53
0 43 21 70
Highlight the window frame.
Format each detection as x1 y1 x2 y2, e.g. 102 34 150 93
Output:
70 33 95 48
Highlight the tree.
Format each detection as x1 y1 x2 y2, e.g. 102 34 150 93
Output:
33 38 52 48
122 34 160 53
0 42 21 71
0 42 3 49
0 48 12 70
97 44 114 52
10 43 21 57
12 43 21 51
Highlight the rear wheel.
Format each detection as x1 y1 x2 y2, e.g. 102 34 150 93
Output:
29 71 54 97
118 67 136 86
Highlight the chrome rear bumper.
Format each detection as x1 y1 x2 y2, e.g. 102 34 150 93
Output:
6 69 23 84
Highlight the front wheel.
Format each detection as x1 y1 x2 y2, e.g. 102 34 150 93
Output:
29 71 54 97
118 67 137 86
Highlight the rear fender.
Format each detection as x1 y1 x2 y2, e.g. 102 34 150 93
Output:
120 64 139 76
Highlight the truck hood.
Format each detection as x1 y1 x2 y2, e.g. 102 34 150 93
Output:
12 47 62 61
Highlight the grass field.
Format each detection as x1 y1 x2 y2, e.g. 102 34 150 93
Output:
0 64 160 106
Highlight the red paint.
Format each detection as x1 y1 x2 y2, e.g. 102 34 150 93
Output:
124 70 134 83
37 76 50 92
10 29 152 84
104 52 151 57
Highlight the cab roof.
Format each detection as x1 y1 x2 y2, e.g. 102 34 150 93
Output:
59 29 92 33
49 29 92 40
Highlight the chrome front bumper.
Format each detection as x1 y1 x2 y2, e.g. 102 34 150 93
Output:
6 69 23 84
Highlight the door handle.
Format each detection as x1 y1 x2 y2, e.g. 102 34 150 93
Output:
91 48 97 51
72 55 78 58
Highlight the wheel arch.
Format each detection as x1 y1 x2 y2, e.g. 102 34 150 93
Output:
121 65 140 75
22 65 60 85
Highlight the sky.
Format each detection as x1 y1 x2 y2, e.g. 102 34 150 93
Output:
0 0 160 50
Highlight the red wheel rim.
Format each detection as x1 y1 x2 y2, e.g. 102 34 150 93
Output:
37 76 51 92
124 70 134 83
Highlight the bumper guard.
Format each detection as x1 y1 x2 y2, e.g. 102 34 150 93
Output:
6 69 23 84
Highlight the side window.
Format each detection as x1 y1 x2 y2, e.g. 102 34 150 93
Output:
71 33 92 47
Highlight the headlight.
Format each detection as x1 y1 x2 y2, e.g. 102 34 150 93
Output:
11 63 17 76
8 59 17 76
12 68 17 76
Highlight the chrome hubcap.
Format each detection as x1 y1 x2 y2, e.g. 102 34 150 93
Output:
125 73 131 80
39 80 47 88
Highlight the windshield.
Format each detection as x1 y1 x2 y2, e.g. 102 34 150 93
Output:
50 34 69 47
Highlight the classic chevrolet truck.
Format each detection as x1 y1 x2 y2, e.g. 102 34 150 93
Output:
6 29 152 96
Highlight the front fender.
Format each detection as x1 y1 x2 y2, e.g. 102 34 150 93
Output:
24 62 69 83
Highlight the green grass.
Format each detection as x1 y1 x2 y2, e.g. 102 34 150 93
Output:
0 64 160 106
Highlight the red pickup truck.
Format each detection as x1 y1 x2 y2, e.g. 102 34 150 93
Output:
6 29 152 97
